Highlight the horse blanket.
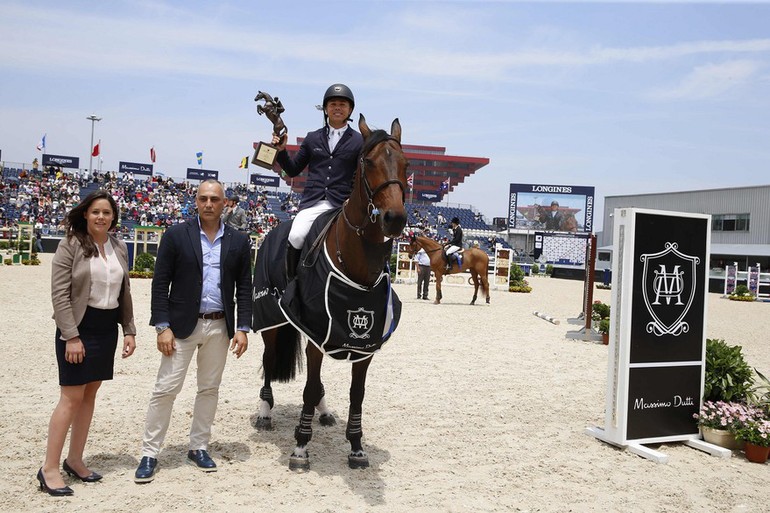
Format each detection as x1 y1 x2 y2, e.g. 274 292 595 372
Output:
252 208 401 362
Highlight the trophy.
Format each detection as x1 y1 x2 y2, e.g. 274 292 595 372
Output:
252 91 288 170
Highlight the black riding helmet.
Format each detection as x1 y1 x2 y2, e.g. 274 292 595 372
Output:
323 83 355 124
323 83 355 110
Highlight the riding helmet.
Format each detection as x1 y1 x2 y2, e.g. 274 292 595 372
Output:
323 83 355 111
451 217 460 225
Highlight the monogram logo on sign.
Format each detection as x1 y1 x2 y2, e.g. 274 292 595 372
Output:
347 307 374 339
640 242 699 337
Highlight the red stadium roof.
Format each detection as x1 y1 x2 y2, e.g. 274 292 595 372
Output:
257 139 489 199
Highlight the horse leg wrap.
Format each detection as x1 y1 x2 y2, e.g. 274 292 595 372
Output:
345 412 363 443
294 412 314 445
259 386 274 409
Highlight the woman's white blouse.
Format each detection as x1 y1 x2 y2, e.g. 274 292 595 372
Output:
88 239 123 309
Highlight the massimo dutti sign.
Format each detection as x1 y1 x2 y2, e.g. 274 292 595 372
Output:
589 208 710 449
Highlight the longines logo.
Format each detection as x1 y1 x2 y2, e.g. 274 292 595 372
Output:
640 242 700 337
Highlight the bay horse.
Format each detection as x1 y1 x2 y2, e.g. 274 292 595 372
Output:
407 235 490 305
251 114 408 471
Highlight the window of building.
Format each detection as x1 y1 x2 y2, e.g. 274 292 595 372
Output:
712 213 750 232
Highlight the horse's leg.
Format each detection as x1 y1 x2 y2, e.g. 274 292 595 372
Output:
254 329 276 431
470 270 479 305
316 382 336 426
482 268 491 304
347 356 373 469
289 343 324 471
434 271 442 304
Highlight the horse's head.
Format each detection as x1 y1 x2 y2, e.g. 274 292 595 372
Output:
355 114 408 239
406 234 420 258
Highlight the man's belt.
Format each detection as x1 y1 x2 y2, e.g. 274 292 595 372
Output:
199 311 225 320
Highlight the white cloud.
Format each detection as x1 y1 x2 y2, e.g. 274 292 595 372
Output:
649 60 763 100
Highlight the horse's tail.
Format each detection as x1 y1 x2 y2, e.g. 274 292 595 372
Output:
273 324 303 383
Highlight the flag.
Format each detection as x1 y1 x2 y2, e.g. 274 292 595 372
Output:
150 146 156 163
239 156 248 169
91 140 100 157
407 173 414 189
439 177 450 193
196 151 203 165
36 134 46 151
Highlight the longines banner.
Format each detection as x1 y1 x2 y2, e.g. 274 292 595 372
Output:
594 208 710 446
507 183 595 233
250 173 280 187
417 191 441 202
186 168 219 181
42 153 80 169
119 161 153 176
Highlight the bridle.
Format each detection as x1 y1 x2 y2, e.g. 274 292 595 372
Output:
341 136 406 237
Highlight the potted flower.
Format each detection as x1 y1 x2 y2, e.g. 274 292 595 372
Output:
733 414 770 463
598 318 610 345
693 400 747 450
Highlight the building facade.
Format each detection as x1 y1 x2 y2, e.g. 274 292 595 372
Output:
599 185 770 290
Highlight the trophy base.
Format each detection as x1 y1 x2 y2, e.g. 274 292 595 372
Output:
252 142 278 170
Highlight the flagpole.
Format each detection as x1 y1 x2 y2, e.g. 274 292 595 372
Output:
86 114 102 176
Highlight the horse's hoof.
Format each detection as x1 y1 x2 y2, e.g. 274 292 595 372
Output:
348 452 369 469
470 300 476 305
254 416 273 431
486 297 490 304
289 455 310 472
319 413 336 426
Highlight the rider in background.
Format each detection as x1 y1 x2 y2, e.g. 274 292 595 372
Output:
444 217 463 271
271 83 364 279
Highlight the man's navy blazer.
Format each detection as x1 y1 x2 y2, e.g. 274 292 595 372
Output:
276 125 363 211
150 218 252 340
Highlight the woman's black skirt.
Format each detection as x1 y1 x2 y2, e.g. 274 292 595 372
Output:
55 306 119 386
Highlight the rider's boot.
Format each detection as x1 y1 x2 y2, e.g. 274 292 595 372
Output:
286 243 302 281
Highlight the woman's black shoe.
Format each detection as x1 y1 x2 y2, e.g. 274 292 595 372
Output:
37 468 74 496
62 459 103 482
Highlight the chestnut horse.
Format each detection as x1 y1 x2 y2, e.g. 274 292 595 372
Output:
252 114 408 471
407 235 490 305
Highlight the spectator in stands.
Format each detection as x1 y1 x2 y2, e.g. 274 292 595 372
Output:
39 190 136 496
444 217 463 271
271 83 363 279
222 195 248 232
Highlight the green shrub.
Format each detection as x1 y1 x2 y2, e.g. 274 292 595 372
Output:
734 284 750 295
0 241 9 250
704 338 754 402
592 301 611 320
545 264 554 276
3 259 12 266
598 317 610 335
508 263 532 293
531 264 540 275
133 252 156 272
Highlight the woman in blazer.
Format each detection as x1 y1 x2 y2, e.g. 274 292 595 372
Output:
38 190 137 496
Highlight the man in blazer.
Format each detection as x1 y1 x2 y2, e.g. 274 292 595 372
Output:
135 179 252 483
271 83 364 279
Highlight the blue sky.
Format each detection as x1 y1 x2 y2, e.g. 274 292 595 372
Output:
2 0 770 232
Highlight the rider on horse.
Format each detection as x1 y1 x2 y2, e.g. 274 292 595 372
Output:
444 216 463 271
271 83 363 280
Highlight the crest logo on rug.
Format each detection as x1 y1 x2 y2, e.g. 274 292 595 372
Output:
347 307 374 339
640 242 700 337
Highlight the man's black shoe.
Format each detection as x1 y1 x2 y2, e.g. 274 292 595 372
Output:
134 456 158 483
187 450 217 472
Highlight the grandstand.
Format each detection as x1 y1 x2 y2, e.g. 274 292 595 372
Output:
2 161 509 256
